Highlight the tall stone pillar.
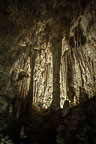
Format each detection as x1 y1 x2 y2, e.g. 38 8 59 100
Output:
51 37 62 110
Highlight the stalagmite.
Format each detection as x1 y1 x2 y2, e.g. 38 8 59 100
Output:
63 100 70 117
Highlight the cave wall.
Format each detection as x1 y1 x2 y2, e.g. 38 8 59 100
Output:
60 7 96 105
0 0 96 125
33 46 53 108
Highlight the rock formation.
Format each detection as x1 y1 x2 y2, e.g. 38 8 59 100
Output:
0 0 96 143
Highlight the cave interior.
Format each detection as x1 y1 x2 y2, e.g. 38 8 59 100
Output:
0 0 96 144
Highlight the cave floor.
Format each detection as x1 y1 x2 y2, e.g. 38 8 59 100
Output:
1 96 96 144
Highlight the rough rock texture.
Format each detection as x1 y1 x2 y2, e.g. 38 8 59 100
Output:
56 96 96 144
0 0 96 143
33 47 53 108
0 0 96 109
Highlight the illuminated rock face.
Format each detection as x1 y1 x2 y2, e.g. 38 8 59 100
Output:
60 10 96 106
0 0 96 120
33 46 53 109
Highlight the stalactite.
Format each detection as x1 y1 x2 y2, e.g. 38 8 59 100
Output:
61 47 75 103
63 50 68 100
33 45 53 108
75 49 84 88
66 51 75 102
10 53 31 118
28 50 36 111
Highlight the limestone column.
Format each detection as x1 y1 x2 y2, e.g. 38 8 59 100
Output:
51 37 62 110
